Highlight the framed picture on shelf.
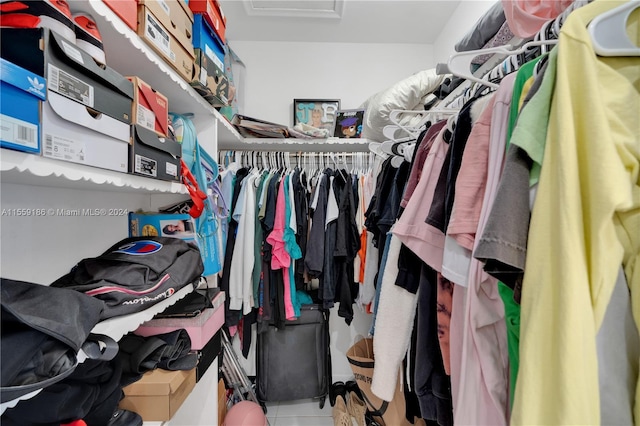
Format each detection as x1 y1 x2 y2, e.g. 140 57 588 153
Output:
332 109 365 139
293 99 340 133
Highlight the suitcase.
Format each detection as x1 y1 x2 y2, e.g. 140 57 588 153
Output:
256 304 331 409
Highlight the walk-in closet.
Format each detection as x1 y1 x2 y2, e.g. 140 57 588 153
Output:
1 1 638 425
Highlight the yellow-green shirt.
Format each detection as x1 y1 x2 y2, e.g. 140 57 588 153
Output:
512 1 640 425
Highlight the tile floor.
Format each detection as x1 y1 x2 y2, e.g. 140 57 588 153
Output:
265 398 334 426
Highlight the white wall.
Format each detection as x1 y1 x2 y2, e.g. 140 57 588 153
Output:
434 0 498 65
228 41 435 126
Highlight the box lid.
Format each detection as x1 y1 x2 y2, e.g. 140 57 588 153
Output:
0 58 47 101
123 368 191 396
133 124 182 158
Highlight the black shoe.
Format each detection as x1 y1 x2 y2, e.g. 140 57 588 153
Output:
345 379 363 399
329 381 346 407
107 409 143 426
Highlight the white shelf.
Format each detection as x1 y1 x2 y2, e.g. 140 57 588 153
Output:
0 149 187 194
218 137 372 152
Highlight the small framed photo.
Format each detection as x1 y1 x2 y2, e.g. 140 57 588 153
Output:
293 99 341 132
333 109 365 138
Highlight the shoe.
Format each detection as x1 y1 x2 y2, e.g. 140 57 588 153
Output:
0 0 76 42
346 391 367 426
345 380 363 400
72 12 105 63
107 409 142 426
329 381 346 407
332 395 352 426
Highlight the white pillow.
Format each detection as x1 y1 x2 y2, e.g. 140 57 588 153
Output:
361 69 446 142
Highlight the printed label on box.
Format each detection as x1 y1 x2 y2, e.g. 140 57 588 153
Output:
199 67 207 85
166 162 177 177
44 133 86 163
61 40 85 65
207 3 221 31
136 104 156 132
204 45 224 70
48 65 94 108
0 114 38 149
145 11 172 61
158 0 171 16
135 153 157 177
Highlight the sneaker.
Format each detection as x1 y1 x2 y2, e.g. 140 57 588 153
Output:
0 0 76 42
332 395 353 426
72 12 105 63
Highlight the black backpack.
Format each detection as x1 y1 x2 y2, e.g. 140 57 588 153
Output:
51 236 204 319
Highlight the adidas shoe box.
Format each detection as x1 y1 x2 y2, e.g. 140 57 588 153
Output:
0 58 46 154
191 15 229 107
137 0 196 82
0 28 133 173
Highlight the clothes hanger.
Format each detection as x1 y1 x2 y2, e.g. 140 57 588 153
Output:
588 1 640 57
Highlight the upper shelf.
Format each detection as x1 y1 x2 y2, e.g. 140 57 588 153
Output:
1 149 187 194
218 137 373 152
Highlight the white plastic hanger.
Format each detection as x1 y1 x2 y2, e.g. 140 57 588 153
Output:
447 39 562 90
588 1 640 56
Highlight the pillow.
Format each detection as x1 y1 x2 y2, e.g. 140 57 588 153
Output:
360 69 446 142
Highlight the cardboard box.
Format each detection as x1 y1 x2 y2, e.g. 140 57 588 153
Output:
189 0 226 43
104 0 137 31
42 91 129 172
129 212 196 242
192 14 225 70
129 124 181 181
0 58 46 154
137 5 195 82
135 294 225 350
195 329 221 382
0 28 134 123
139 0 194 50
127 76 170 137
191 48 229 107
119 368 196 421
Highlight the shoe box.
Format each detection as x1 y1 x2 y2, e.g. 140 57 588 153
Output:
188 0 226 43
127 76 169 137
137 0 196 82
191 15 229 106
129 124 181 181
0 28 133 173
119 368 196 421
0 58 46 154
103 0 138 31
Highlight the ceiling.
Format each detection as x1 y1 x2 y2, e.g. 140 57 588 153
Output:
218 0 462 44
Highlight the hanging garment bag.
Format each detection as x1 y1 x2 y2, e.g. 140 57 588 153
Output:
256 304 331 408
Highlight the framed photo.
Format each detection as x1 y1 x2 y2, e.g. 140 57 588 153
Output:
293 99 340 132
333 109 365 139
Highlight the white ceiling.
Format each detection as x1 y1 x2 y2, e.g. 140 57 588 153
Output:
218 0 462 44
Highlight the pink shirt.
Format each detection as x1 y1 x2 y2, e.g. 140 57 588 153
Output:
502 0 573 38
393 128 450 272
266 177 296 320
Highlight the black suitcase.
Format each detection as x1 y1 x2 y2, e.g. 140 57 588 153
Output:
256 304 331 408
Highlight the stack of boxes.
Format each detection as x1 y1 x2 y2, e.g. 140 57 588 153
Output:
0 0 235 180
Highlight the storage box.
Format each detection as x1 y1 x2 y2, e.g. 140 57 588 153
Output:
191 47 229 107
139 0 194 49
42 91 129 172
195 329 221 382
189 0 226 43
127 76 169 137
0 28 134 123
129 125 181 181
137 5 195 82
119 368 196 421
134 295 225 350
130 212 196 242
192 14 225 70
0 58 46 153
104 0 137 31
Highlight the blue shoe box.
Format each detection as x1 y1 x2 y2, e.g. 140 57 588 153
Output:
0 58 46 153
192 14 225 71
